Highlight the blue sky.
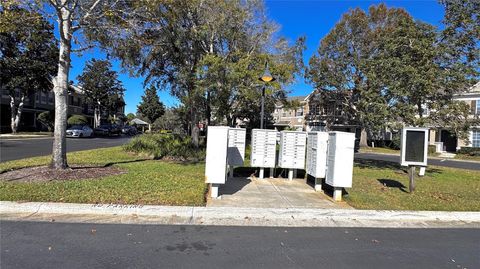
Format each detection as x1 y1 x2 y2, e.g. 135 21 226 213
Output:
67 0 445 114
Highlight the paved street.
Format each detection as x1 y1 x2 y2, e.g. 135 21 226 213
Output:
0 136 131 162
355 152 480 171
1 221 479 269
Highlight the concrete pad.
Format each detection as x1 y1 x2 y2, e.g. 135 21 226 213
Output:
207 177 351 209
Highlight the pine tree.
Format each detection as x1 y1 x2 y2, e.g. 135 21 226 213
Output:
137 86 165 124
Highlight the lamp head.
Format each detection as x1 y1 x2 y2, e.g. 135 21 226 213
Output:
259 62 276 82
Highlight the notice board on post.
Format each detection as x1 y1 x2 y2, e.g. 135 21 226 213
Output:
400 127 429 167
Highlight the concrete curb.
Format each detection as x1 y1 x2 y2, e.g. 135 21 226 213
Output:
1 201 479 228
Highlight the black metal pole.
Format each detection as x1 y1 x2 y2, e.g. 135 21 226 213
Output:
260 85 265 129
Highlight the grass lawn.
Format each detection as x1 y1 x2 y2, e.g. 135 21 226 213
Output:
0 147 207 206
346 159 480 211
454 154 480 162
359 147 400 155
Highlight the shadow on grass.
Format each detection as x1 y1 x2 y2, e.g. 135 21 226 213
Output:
355 159 443 175
378 179 408 193
73 158 152 169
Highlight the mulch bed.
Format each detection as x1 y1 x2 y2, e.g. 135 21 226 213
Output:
0 165 126 183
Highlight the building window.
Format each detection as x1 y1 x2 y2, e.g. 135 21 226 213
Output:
473 130 480 148
476 100 480 114
48 93 54 104
41 92 47 104
296 108 303 117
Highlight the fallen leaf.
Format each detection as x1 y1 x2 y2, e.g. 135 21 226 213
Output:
91 229 97 235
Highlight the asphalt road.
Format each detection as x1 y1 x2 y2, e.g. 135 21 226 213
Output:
1 221 479 269
0 136 131 162
355 152 480 171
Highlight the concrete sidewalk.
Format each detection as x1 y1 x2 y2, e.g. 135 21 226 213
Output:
1 201 479 228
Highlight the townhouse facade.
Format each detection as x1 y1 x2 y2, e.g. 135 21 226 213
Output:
272 96 308 131
273 82 479 152
428 82 480 151
0 86 125 133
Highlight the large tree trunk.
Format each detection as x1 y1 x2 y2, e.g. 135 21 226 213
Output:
94 104 101 128
9 95 25 134
359 128 368 148
51 7 72 169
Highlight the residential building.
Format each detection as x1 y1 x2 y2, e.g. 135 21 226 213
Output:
0 86 125 133
272 96 308 131
429 82 480 151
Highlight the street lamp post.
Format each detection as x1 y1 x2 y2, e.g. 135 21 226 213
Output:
259 62 275 129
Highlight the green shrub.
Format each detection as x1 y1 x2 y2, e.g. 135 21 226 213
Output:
457 147 480 156
37 111 54 131
123 133 205 160
67 114 88 126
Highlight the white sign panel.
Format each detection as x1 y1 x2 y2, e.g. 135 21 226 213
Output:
205 126 229 184
251 129 277 168
325 131 355 188
306 131 329 178
227 128 246 166
400 127 429 167
278 131 307 169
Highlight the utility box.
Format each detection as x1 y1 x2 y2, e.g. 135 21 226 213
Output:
306 131 329 179
400 127 429 167
227 128 246 166
278 131 307 169
251 129 277 168
205 126 229 186
326 131 355 193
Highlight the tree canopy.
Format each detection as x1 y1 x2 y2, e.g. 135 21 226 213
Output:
137 86 165 124
0 3 58 133
77 59 125 127
90 0 305 132
307 3 479 142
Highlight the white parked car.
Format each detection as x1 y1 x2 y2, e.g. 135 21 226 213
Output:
66 125 94 138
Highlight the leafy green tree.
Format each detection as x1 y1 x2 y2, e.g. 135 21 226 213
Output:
126 113 136 122
77 59 125 128
307 3 478 145
92 0 304 143
37 111 54 131
0 4 57 133
153 108 184 134
137 86 165 124
307 5 406 145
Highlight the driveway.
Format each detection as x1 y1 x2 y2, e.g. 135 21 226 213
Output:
355 152 480 171
0 136 131 162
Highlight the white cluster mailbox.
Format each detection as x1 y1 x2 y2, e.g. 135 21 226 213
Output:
251 129 277 178
278 131 307 180
306 131 329 190
205 126 229 198
227 128 246 177
325 131 355 201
